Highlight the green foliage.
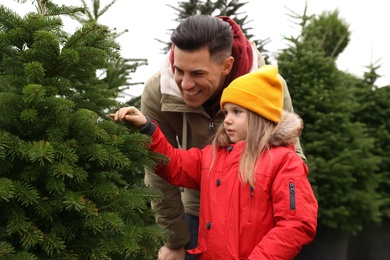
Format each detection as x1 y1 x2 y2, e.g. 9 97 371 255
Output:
0 1 167 258
277 8 382 235
302 10 350 59
72 0 148 104
351 63 390 221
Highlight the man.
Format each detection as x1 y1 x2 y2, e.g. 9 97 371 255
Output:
141 15 306 260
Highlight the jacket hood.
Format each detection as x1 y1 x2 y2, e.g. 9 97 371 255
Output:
218 16 254 89
269 111 303 147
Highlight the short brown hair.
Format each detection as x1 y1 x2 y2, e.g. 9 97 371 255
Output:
171 15 233 62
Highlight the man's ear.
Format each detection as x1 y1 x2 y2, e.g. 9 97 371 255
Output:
222 56 235 75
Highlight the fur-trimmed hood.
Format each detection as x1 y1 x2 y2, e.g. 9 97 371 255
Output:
269 111 303 147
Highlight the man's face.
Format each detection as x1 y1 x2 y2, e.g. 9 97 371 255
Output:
173 46 233 108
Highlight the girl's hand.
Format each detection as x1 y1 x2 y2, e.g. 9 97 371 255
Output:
109 106 147 128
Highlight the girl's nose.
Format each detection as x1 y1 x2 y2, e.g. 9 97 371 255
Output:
224 114 232 124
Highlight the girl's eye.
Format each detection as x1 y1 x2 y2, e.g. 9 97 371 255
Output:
234 109 241 114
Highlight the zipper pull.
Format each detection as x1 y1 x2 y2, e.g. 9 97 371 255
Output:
250 186 254 197
289 183 295 194
208 119 214 131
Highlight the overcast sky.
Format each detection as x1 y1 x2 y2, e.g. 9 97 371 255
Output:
3 0 390 99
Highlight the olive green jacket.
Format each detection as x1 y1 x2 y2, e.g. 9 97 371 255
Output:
141 46 306 248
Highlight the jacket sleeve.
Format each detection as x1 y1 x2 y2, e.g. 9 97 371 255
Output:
149 124 203 189
141 72 190 248
249 152 318 259
279 74 307 163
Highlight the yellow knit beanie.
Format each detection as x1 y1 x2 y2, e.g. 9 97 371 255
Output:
220 65 283 123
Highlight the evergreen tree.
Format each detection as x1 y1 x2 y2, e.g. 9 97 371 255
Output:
352 63 390 222
343 63 390 260
277 8 382 235
303 9 350 59
0 1 167 259
73 0 148 104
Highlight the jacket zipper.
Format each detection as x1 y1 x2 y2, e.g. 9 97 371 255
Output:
289 182 296 210
248 186 254 221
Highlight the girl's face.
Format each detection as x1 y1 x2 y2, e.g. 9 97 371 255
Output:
222 103 248 143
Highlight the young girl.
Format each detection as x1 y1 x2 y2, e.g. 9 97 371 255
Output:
110 65 318 259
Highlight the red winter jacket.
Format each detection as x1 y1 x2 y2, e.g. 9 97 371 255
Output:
148 112 318 259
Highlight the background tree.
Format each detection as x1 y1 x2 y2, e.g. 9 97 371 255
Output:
277 6 382 259
303 9 350 59
0 1 167 258
345 62 390 260
352 63 390 222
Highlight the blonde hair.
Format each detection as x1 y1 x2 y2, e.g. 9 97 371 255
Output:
210 110 277 187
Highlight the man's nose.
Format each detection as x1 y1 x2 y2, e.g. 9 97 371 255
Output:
181 74 195 89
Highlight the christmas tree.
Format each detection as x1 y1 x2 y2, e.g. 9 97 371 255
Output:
0 1 167 259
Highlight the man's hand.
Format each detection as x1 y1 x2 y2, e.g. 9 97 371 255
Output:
158 246 185 260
